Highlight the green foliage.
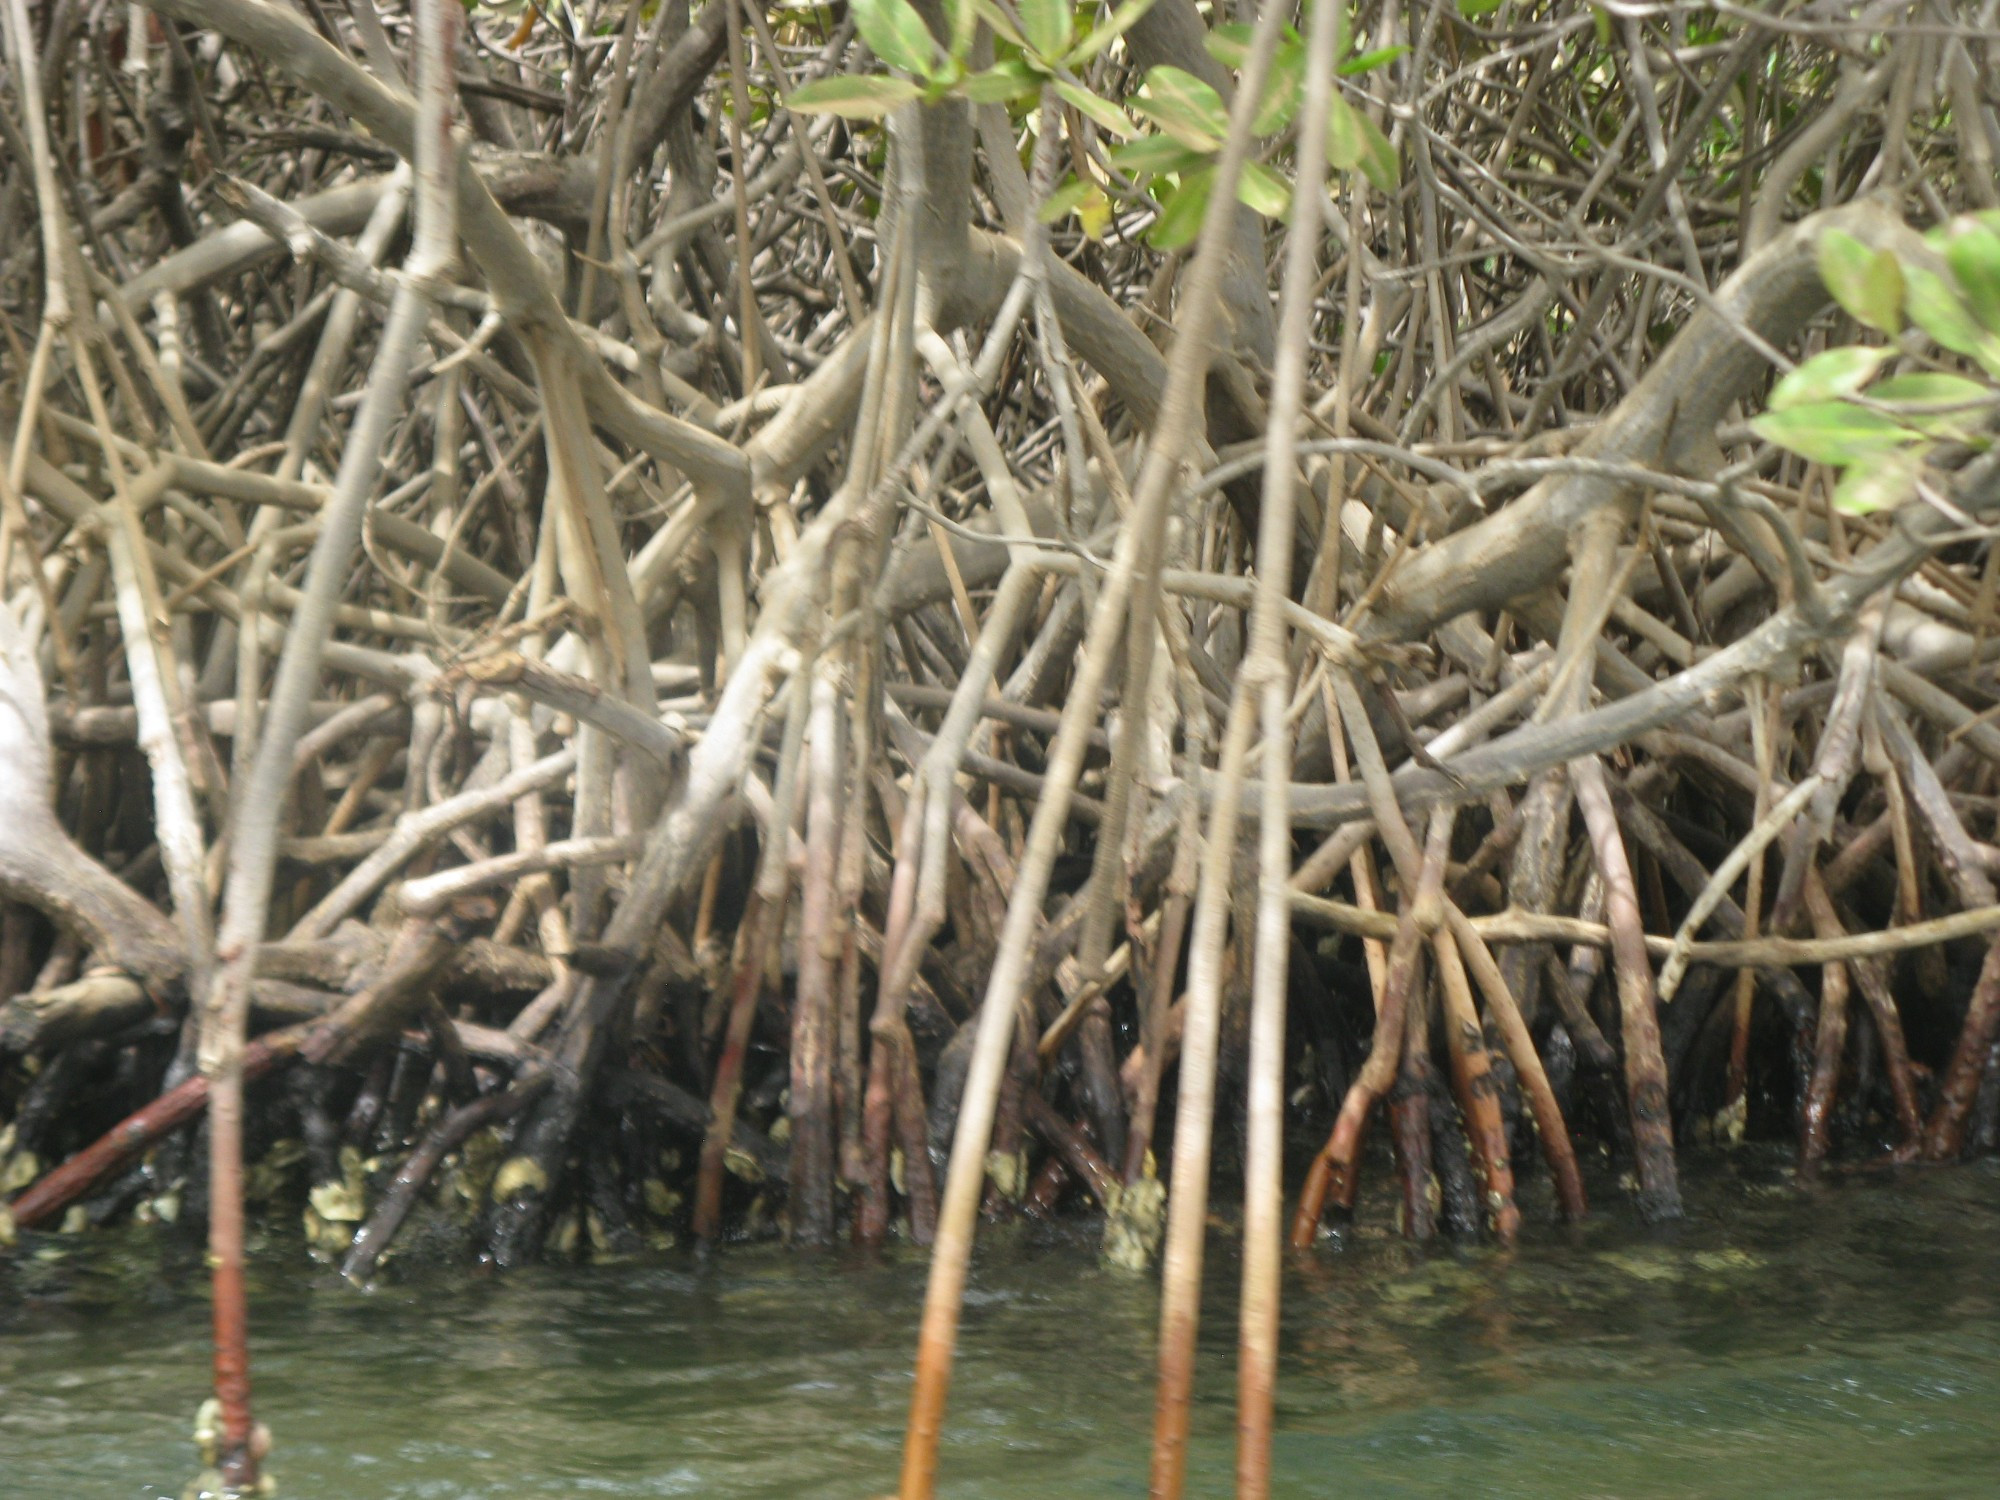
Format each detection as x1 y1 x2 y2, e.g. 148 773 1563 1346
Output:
1750 403 1913 466
1945 221 2000 333
944 0 980 58
1105 133 1205 176
1148 165 1214 248
788 73 924 118
1344 44 1411 75
1055 78 1133 137
1816 230 1902 334
1235 161 1293 219
1870 373 1993 441
1064 0 1158 65
791 0 1401 248
1904 266 2000 374
1018 0 1070 60
1832 444 1930 517
1323 86 1397 193
793 0 1155 120
1131 66 1228 150
1753 215 2000 515
852 0 939 77
1767 347 1888 410
961 59 1038 102
1114 9 1400 248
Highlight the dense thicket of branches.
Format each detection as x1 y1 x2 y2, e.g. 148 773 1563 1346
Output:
4 0 2000 1493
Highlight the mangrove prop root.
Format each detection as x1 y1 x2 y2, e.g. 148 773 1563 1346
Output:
8 1027 306 1230
342 1068 551 1281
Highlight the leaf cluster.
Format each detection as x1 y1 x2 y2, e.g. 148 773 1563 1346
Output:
789 0 1403 250
1752 216 2000 515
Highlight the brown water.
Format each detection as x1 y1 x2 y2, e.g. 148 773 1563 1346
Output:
5 1150 1999 1497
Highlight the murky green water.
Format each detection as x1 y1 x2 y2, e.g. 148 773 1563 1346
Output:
6 1151 2000 1498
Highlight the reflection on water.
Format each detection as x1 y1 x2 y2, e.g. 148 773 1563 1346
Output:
5 1150 2000 1498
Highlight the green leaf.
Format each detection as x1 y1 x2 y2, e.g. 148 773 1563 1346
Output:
1054 78 1135 137
1202 21 1254 71
1077 185 1112 239
1356 107 1398 192
1149 167 1214 250
1459 0 1503 15
1768 346 1888 411
853 0 939 77
1236 160 1293 220
1254 39 1306 134
1018 0 1069 59
1326 93 1398 192
1106 133 1207 176
788 74 924 118
1038 174 1102 223
1066 0 1160 67
972 0 1026 48
1817 229 1903 333
1869 372 1994 439
1341 44 1410 75
1751 402 1915 466
1834 444 1931 516
961 59 1039 103
942 0 978 61
1132 65 1229 150
1324 92 1367 171
1946 221 2000 335
1870 372 1992 408
1905 265 1999 367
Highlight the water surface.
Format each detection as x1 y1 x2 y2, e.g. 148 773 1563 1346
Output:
5 1151 1998 1498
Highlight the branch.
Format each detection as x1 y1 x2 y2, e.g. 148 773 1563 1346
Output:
144 0 752 528
1362 200 1905 644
